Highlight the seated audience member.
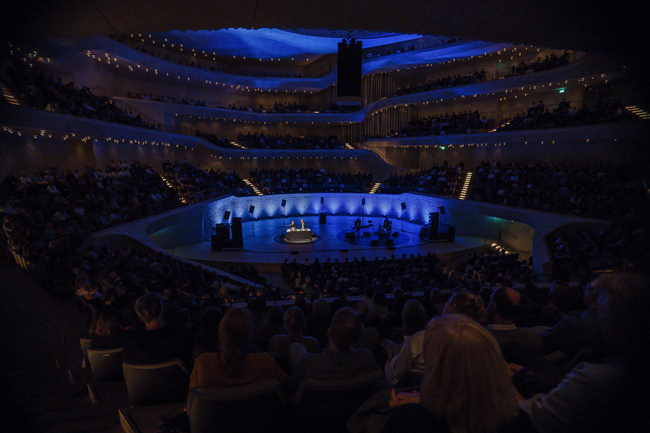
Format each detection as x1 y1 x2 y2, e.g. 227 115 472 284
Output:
486 287 543 361
193 306 223 359
389 299 428 344
290 307 380 389
385 314 533 433
540 282 604 359
520 273 650 433
269 306 320 356
352 301 381 351
90 308 125 349
442 291 487 324
190 307 287 389
123 292 193 367
305 298 331 348
385 300 429 387
255 305 287 351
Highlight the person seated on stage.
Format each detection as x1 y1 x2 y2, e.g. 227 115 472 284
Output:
290 221 296 230
300 219 306 229
355 217 361 228
383 217 391 229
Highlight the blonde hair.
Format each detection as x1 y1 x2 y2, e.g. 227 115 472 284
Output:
420 314 519 433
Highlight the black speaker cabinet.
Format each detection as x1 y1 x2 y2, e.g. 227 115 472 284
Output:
337 39 362 98
370 239 379 246
319 213 327 224
230 217 243 248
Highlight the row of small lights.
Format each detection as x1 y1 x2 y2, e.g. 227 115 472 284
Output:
366 75 608 132
0 126 362 160
86 50 320 94
127 33 312 63
386 136 618 150
128 33 552 80
180 114 357 125
168 72 604 128
83 44 549 95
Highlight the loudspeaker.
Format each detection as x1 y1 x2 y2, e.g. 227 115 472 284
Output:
223 211 231 221
370 240 379 246
231 217 243 248
446 226 456 242
211 235 223 251
362 198 366 206
337 39 362 98
429 212 440 231
320 197 324 204
249 205 255 214
319 213 327 224
401 202 406 211
281 199 286 207
439 206 446 215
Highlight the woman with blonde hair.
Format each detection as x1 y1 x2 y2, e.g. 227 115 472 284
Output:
385 314 532 433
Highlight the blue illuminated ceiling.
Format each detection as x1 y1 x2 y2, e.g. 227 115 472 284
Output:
151 28 425 59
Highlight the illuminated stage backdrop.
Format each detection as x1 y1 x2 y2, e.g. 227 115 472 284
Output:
203 193 447 236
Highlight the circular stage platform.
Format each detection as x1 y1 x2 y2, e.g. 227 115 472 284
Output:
169 215 492 266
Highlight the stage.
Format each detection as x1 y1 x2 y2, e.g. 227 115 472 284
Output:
168 215 494 266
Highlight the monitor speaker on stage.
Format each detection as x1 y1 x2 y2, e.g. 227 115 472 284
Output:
319 213 327 224
337 39 362 98
223 211 231 221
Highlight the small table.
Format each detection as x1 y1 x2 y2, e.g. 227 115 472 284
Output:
285 228 313 243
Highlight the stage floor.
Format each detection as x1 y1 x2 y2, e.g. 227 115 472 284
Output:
168 216 494 266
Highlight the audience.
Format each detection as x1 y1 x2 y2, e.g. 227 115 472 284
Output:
249 168 372 194
379 161 463 196
468 160 648 220
123 292 194 368
385 314 533 433
289 307 380 390
5 62 161 130
237 132 346 150
189 307 287 388
392 111 489 138
269 306 321 357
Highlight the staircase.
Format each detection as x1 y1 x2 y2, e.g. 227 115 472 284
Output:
1 83 21 105
243 179 263 196
368 182 381 194
625 105 650 120
459 171 473 200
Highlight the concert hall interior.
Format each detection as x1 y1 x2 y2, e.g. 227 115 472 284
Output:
1 2 649 433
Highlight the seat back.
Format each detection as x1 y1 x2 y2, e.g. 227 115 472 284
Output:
87 346 124 382
79 337 92 368
187 380 285 433
122 359 190 406
293 371 385 433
